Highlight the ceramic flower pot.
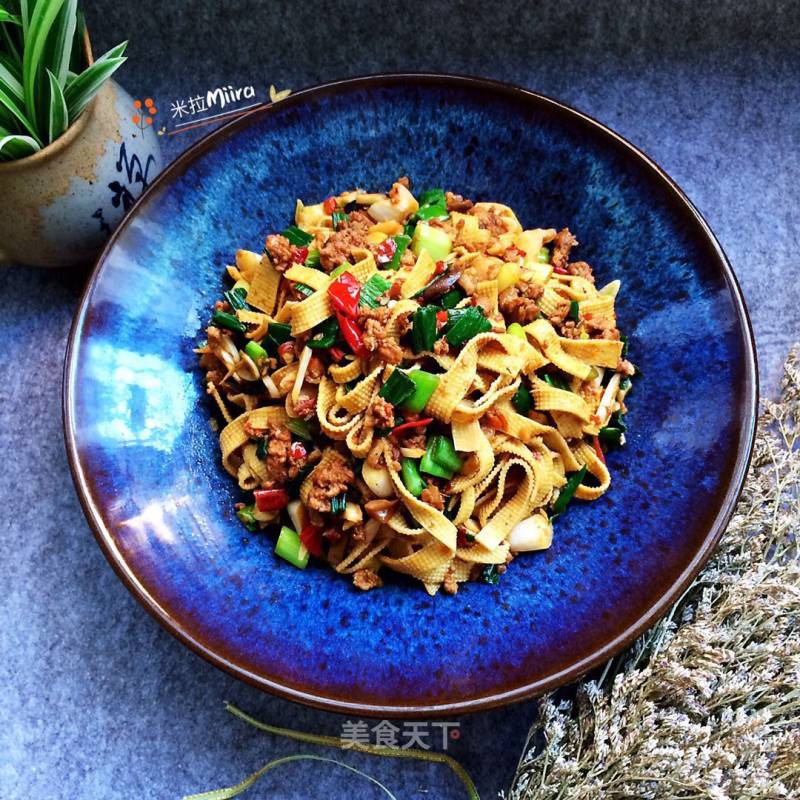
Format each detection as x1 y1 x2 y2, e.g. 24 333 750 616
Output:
0 79 162 267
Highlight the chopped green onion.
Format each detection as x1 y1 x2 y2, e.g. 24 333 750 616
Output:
256 436 269 460
275 525 309 569
445 306 492 348
330 492 347 515
430 435 463 472
413 188 448 221
440 287 465 309
411 305 438 353
387 234 412 270
304 249 321 268
598 426 623 447
331 210 348 230
400 370 440 413
286 418 313 440
609 410 628 432
411 222 452 262
568 300 580 323
244 341 268 362
512 384 532 415
224 286 248 311
537 247 550 264
620 376 632 391
506 322 527 340
620 335 629 357
550 465 588 518
267 322 292 344
329 263 350 280
236 504 259 532
211 311 247 334
306 317 340 349
419 451 454 480
359 273 392 308
542 372 571 391
378 368 416 406
400 458 427 497
481 564 500 584
403 220 417 238
293 282 315 297
282 225 314 247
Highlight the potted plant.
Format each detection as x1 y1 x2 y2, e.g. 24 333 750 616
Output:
0 0 161 267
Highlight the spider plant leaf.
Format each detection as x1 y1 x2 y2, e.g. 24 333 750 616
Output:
63 49 126 122
0 51 22 82
22 0 67 135
0 73 41 143
43 0 77 86
0 132 41 161
0 15 23 65
0 57 23 102
19 0 29 39
0 8 22 25
46 68 67 142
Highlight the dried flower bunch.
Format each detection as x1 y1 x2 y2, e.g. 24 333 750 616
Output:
0 0 126 161
508 350 800 799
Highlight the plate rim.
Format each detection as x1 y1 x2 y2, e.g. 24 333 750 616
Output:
63 72 759 717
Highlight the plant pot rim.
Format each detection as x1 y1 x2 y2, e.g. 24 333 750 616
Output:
0 27 96 172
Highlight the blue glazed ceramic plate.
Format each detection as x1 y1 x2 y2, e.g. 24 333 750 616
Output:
64 75 757 716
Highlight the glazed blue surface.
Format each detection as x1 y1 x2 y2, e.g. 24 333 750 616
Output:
66 77 754 713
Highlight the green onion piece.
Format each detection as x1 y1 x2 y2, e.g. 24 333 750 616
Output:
244 341 268 363
413 188 448 221
293 282 315 297
609 410 628 432
411 305 438 353
481 564 500 584
282 225 314 247
236 504 259 532
304 249 321 268
537 247 550 264
387 234 412 270
506 322 527 340
331 210 348 230
400 370 440 413
267 322 292 344
430 435 463 472
211 311 247 334
620 376 632 392
286 418 313 440
620 335 629 357
445 306 492 348
378 368 416 406
598 426 623 447
512 384 532 415
306 317 340 349
403 220 417 238
440 287 465 309
419 450 454 479
275 525 309 569
542 372 571 391
568 300 580 323
411 222 452 262
329 263 350 280
551 465 588 518
330 492 347 515
224 286 248 311
400 458 427 497
256 436 268 460
359 273 392 308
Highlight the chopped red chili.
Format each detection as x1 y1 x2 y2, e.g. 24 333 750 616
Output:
328 272 361 317
254 488 289 512
375 237 397 265
436 310 449 324
329 346 346 362
434 260 446 275
299 523 324 557
552 266 569 275
391 417 434 436
388 280 403 300
278 341 295 362
289 441 307 461
322 196 337 215
593 435 606 464
292 246 309 263
335 310 367 357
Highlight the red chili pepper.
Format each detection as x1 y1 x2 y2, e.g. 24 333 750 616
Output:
329 346 345 362
388 280 403 299
552 266 569 275
322 196 337 215
434 260 446 275
292 246 309 263
436 310 449 324
335 310 367 357
391 417 434 436
375 237 397 265
328 272 361 317
278 341 295 362
254 488 289 512
593 435 606 464
456 528 470 548
300 523 324 558
289 441 307 461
